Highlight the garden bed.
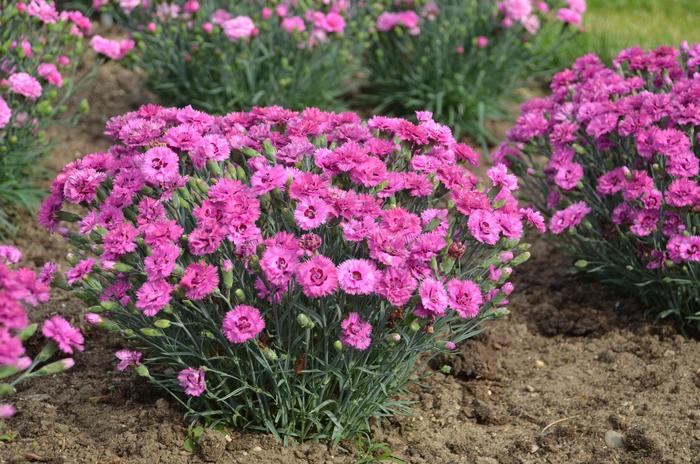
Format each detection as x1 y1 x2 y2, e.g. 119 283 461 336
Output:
1 64 699 464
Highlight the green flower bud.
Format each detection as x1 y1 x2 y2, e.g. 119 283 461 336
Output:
140 328 162 337
79 98 90 114
493 306 510 318
34 358 74 376
154 319 171 329
296 313 315 330
113 262 133 273
333 340 343 351
0 366 20 380
0 383 16 397
18 323 38 341
222 269 233 289
511 251 531 266
262 347 278 362
574 260 588 268
135 365 150 378
409 321 420 332
207 160 223 176
34 343 58 363
234 288 245 302
100 300 118 311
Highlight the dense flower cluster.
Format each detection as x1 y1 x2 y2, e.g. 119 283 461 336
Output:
495 44 700 327
362 0 586 140
43 104 537 441
0 244 81 420
102 0 361 113
0 0 130 231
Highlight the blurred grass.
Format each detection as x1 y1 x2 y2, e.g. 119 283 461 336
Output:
553 0 700 66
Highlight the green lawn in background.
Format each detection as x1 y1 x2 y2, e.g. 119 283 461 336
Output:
554 0 700 66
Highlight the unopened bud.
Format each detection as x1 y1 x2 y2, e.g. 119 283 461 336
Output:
140 328 162 337
574 259 588 268
296 313 315 330
386 333 401 343
234 288 245 302
448 241 466 258
34 358 74 376
409 321 420 332
154 319 171 329
333 340 343 351
262 347 278 362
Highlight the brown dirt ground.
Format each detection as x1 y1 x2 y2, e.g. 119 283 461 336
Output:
1 65 700 464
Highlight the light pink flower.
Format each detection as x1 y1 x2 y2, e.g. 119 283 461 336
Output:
42 316 84 354
222 305 265 343
178 367 206 396
8 73 42 100
296 255 338 298
115 349 142 371
180 263 219 300
340 312 372 350
337 259 378 295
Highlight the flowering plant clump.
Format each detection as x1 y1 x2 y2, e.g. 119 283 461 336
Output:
495 45 700 328
101 0 361 114
0 0 132 231
361 0 586 141
0 244 81 430
42 104 540 442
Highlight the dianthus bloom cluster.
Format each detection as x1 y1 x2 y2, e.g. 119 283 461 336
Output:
0 0 130 230
0 244 81 421
362 0 586 139
102 0 360 113
495 44 700 327
42 104 537 441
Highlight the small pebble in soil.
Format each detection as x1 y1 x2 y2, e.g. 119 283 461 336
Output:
252 446 262 452
605 430 624 449
535 360 545 368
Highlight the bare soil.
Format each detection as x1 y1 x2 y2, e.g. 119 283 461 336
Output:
1 65 699 464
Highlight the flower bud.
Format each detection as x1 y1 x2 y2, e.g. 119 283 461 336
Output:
234 288 245 302
84 313 102 325
140 328 162 337
511 251 531 266
385 333 401 344
0 383 16 397
222 269 234 290
34 358 74 376
135 365 150 378
113 262 133 273
79 98 90 114
154 319 171 329
262 347 278 362
333 340 343 351
296 313 315 330
574 259 588 268
409 321 420 332
448 241 466 258
18 323 38 341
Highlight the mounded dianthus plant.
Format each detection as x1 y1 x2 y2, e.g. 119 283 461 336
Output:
0 244 83 433
102 0 362 113
41 104 541 443
0 0 132 232
360 0 586 141
495 45 700 329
